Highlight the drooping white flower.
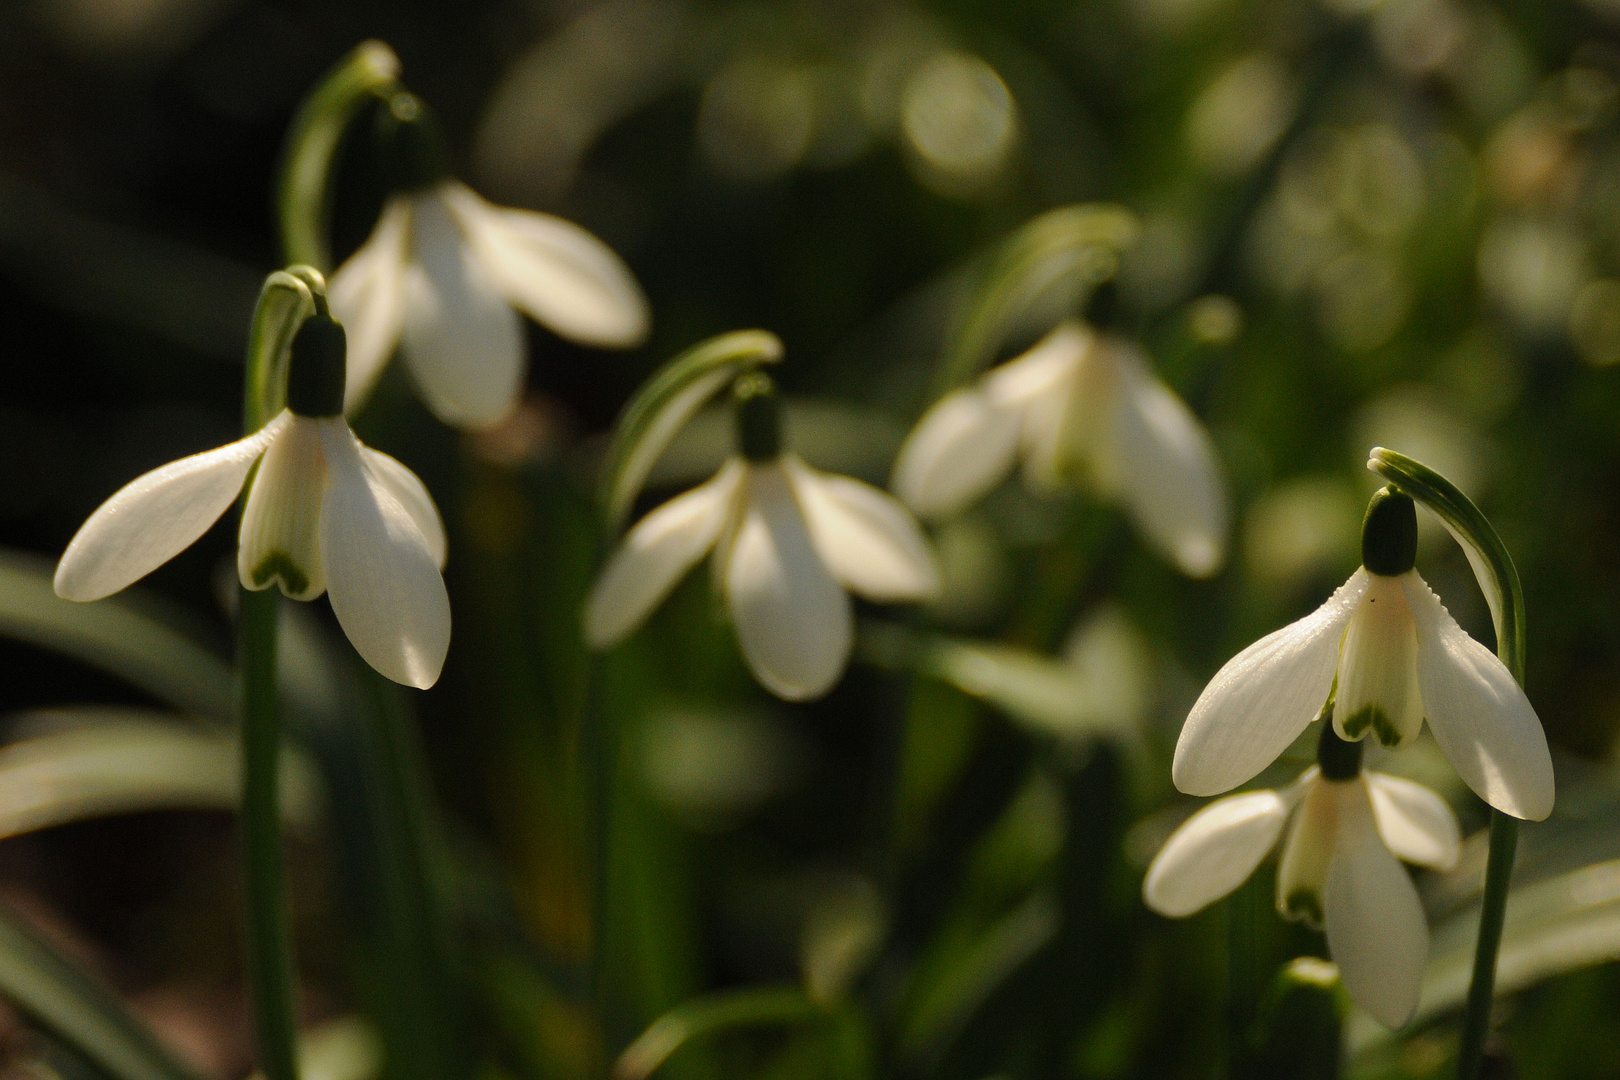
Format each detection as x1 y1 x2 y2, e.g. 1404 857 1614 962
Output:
585 380 939 701
891 320 1228 578
54 315 451 690
1143 764 1459 1029
330 95 649 429
1172 490 1554 820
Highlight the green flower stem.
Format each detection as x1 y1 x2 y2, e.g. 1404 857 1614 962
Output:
1367 448 1526 1080
237 273 321 1080
1458 813 1517 1078
239 586 300 1080
277 40 401 269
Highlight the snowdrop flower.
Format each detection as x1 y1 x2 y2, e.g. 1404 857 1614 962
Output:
1173 488 1554 820
54 312 451 689
331 92 650 429
585 374 939 701
891 320 1228 578
1145 727 1460 1029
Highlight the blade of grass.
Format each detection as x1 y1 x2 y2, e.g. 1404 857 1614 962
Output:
0 903 205 1080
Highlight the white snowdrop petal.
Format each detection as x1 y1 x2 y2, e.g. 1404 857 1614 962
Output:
1333 572 1423 748
445 183 649 348
1367 772 1461 870
584 461 744 648
1142 790 1289 917
891 387 1023 520
786 457 939 602
1401 572 1555 821
1323 780 1429 1030
318 420 451 689
1023 326 1123 495
238 415 329 600
1109 343 1229 579
1173 570 1372 796
724 463 852 701
360 448 447 569
981 322 1088 407
54 414 289 602
400 189 525 429
1275 776 1336 928
330 197 411 414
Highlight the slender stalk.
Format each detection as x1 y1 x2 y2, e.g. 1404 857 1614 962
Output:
239 586 300 1080
276 40 400 269
1457 814 1517 1079
237 273 315 1080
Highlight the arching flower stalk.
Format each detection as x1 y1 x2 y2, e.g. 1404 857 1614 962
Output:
891 319 1228 578
54 304 451 689
1173 487 1554 821
331 91 650 429
586 373 939 701
1145 724 1459 1029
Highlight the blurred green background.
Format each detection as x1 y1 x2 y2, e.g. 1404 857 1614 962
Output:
6 0 1620 1078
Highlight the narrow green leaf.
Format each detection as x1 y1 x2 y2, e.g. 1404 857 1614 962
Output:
0 709 322 839
897 891 1059 1067
0 549 236 723
861 614 1148 747
935 204 1138 395
277 40 402 270
1366 446 1523 679
613 986 821 1080
0 903 205 1080
598 330 783 536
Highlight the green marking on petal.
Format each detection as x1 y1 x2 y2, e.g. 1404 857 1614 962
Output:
251 551 310 597
1282 889 1324 931
1371 709 1404 747
1340 704 1385 741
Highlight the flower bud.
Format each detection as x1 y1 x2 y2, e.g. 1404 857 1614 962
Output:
1360 486 1417 576
376 91 451 194
733 372 782 461
287 314 348 417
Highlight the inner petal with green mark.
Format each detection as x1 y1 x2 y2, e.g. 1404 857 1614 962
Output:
1332 570 1422 748
237 415 330 601
1276 778 1338 932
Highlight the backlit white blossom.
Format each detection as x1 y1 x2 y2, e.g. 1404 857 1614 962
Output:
1172 566 1555 820
54 410 450 689
331 180 649 429
585 456 939 701
1144 766 1459 1029
891 320 1228 578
